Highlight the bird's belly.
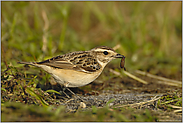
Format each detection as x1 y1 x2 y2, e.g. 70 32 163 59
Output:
51 68 103 87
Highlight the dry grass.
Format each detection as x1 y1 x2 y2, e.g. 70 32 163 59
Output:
1 1 182 122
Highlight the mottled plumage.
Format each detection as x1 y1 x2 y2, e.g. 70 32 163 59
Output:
18 46 125 87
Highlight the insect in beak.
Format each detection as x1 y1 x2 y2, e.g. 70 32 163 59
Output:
114 54 126 70
120 56 126 71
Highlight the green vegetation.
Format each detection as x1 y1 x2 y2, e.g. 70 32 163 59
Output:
1 1 182 122
2 101 159 122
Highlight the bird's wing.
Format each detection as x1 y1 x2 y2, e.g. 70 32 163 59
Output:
36 54 101 73
37 56 76 69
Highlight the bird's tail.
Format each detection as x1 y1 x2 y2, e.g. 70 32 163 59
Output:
17 61 37 66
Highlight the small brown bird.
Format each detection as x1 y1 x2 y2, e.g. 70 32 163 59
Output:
18 46 125 88
18 46 125 98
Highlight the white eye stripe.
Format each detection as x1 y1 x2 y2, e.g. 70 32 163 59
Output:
93 49 114 53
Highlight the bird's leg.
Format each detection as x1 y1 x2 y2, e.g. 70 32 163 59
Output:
62 90 71 99
59 83 70 99
64 82 85 102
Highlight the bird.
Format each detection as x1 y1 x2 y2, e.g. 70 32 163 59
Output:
18 46 125 97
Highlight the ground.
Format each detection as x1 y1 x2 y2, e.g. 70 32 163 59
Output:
1 1 182 122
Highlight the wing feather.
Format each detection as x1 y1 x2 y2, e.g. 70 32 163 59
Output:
34 51 101 73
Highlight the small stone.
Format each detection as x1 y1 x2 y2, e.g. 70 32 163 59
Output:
80 102 86 108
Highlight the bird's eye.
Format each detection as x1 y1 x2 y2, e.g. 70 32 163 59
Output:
103 51 108 55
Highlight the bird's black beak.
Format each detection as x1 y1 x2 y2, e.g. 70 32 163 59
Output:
115 54 125 58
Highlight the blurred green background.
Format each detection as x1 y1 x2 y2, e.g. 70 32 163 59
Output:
1 1 182 79
1 1 182 122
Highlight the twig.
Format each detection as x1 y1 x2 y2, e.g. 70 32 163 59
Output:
109 69 122 77
157 81 181 87
135 70 181 84
113 44 121 50
160 98 182 105
123 70 148 84
112 95 162 108
42 10 49 54
167 104 182 109
167 104 182 114
109 69 148 84
173 109 182 114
